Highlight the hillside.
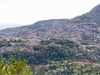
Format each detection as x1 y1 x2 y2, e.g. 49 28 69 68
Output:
0 4 100 46
0 39 100 74
0 38 99 64
0 4 100 59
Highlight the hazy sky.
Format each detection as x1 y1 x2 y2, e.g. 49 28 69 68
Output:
0 0 100 29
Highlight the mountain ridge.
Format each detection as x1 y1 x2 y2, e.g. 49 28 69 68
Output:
0 4 100 45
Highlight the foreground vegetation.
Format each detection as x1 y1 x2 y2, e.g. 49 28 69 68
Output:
0 39 100 74
0 58 32 75
0 58 100 75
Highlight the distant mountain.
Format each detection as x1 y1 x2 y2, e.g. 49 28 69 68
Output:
0 4 100 46
0 23 24 30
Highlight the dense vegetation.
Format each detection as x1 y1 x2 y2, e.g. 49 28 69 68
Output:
0 39 100 74
0 39 99 65
0 58 32 75
1 58 100 75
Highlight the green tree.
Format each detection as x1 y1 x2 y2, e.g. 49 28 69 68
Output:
0 58 33 75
